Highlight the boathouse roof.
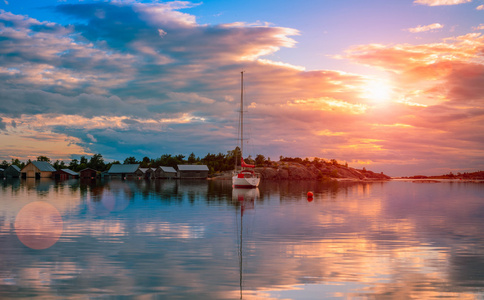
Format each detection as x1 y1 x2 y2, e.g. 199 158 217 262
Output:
108 164 140 174
177 165 209 171
32 161 56 172
159 166 177 173
61 169 79 176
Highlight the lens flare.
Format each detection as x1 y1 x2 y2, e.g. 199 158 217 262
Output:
14 201 63 250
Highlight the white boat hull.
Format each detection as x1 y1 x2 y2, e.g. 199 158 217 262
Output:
232 174 260 188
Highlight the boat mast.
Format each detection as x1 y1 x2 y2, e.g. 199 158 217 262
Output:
240 71 244 161
235 71 244 173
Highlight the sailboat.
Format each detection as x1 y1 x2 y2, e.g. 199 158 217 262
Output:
232 72 261 188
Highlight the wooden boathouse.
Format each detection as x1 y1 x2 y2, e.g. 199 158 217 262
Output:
21 161 56 178
177 165 209 179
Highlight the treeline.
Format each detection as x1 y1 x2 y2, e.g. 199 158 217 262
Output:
0 155 117 173
407 171 484 180
0 148 271 175
279 156 348 168
1 149 357 176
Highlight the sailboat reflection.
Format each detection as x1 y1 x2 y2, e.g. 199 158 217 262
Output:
232 188 259 299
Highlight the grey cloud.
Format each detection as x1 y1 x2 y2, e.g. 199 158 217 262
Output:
0 4 300 120
121 118 140 125
50 121 234 162
0 88 145 118
0 117 6 130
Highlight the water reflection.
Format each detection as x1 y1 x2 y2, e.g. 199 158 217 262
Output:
233 188 259 299
0 179 483 299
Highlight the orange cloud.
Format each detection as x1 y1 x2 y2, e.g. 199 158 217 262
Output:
348 33 484 73
473 24 484 30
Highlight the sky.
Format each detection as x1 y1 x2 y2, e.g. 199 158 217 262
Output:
0 0 483 176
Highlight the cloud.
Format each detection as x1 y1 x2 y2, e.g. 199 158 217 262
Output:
473 24 484 30
0 2 483 176
406 23 444 33
477 4 484 10
87 133 97 143
0 117 6 130
413 0 472 6
343 33 484 170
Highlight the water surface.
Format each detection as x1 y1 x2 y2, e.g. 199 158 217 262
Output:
1 178 484 299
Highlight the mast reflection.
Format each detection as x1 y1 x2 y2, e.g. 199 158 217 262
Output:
233 188 259 299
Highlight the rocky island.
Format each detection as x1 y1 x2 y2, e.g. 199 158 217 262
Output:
213 160 391 181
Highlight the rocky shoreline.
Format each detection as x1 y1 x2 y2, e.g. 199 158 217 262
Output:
212 161 391 181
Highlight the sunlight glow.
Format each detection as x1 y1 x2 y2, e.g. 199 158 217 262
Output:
288 97 368 114
362 79 395 104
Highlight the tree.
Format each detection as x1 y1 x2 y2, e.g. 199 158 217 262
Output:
227 147 241 167
37 156 50 162
140 156 151 168
124 156 138 164
187 152 197 164
53 160 66 170
255 154 265 167
69 159 79 171
89 154 105 171
80 156 88 165
0 160 8 169
175 154 185 164
11 158 24 168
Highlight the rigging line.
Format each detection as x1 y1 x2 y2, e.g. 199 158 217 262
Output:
242 73 256 160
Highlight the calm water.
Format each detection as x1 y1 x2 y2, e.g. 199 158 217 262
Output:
1 178 484 299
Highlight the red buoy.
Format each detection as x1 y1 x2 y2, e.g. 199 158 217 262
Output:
307 191 314 198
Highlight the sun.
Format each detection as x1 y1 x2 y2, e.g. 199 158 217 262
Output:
362 79 395 104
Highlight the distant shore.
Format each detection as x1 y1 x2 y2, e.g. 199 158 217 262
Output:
392 178 484 183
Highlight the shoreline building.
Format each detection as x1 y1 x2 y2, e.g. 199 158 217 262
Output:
155 166 177 179
21 161 56 178
139 168 156 179
5 165 21 178
80 168 98 179
107 164 141 179
53 169 79 180
177 165 209 179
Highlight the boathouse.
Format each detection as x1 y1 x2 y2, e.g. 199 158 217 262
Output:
5 165 21 178
80 168 98 179
139 168 155 179
155 166 177 179
177 165 209 179
21 161 56 178
54 169 79 180
107 164 140 179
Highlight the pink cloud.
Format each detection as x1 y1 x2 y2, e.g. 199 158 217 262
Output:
406 23 444 33
413 0 472 6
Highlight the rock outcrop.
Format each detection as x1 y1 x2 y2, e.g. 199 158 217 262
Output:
213 161 391 181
